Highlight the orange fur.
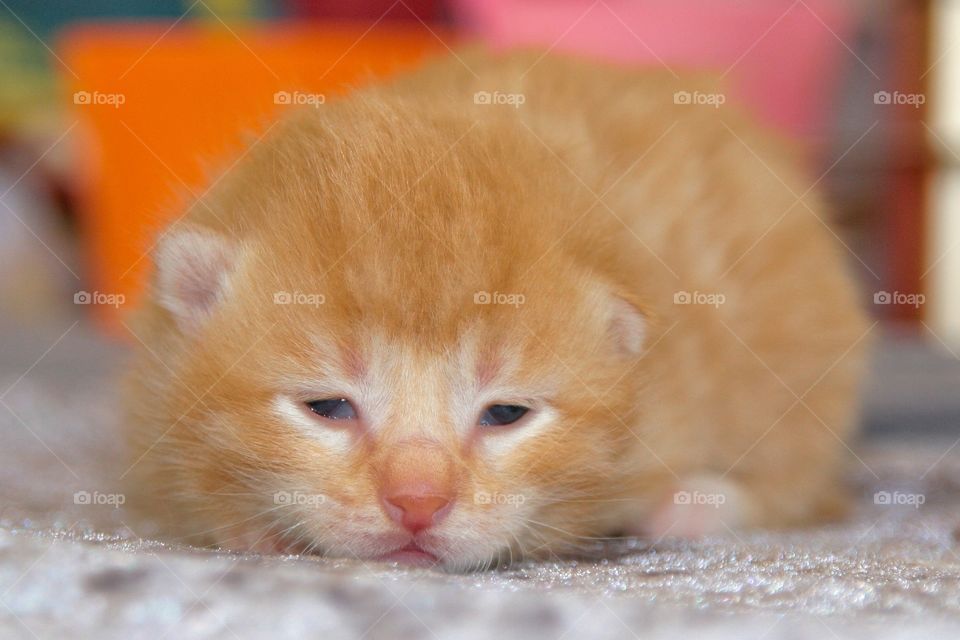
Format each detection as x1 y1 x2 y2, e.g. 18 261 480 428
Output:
124 51 869 571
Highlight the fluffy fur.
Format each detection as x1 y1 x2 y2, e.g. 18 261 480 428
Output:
124 52 869 571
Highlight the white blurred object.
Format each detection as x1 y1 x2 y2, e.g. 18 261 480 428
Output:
928 0 960 347
0 164 75 322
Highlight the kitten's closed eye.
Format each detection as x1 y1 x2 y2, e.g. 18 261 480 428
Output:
478 404 530 427
305 398 531 427
306 398 357 421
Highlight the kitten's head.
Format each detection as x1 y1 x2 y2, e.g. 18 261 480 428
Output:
132 100 652 571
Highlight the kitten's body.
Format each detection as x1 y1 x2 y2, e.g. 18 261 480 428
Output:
125 52 868 570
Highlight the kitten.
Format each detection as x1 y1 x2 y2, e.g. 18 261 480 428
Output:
124 51 868 571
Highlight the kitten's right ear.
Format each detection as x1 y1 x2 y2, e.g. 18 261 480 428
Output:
154 226 238 332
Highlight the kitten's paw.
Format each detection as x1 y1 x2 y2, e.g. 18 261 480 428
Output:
641 475 756 540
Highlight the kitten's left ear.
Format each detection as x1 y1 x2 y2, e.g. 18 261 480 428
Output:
154 225 238 332
607 294 648 357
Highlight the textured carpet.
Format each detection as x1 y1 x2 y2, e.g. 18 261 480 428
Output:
3 320 960 639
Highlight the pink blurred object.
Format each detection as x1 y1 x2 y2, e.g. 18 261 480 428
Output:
451 0 859 140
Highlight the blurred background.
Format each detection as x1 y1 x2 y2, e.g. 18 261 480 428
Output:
0 0 957 439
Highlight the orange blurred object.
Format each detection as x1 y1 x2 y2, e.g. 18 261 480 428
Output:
58 22 449 334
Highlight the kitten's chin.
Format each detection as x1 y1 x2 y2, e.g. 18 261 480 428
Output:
375 543 440 567
362 537 505 573
216 525 506 572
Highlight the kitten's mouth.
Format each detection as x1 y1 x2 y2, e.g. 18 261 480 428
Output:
377 542 439 567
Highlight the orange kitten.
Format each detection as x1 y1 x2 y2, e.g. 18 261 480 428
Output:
124 52 868 571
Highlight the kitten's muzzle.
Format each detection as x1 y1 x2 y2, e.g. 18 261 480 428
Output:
378 439 457 534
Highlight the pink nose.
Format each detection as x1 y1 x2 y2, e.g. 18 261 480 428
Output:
384 494 451 533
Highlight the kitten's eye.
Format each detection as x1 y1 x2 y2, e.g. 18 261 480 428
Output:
305 398 357 421
478 404 530 427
